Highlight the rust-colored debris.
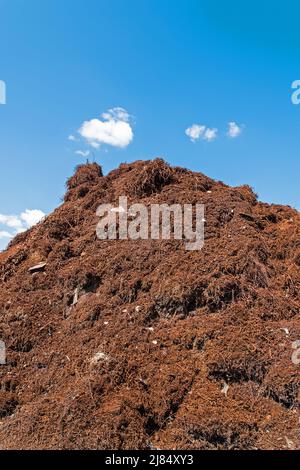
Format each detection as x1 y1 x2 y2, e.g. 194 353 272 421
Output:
0 159 299 450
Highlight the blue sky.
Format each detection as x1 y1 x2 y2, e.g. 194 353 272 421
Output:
0 0 300 248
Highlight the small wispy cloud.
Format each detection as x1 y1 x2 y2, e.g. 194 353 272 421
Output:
186 121 244 142
227 121 243 138
185 124 218 143
20 209 45 227
101 107 130 122
68 135 77 142
75 150 90 157
185 124 206 142
78 107 133 149
203 128 218 142
0 231 13 240
0 214 23 230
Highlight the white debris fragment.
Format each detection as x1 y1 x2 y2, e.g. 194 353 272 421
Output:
28 262 47 273
285 436 295 450
221 382 229 397
152 340 158 345
291 340 300 365
280 327 289 336
147 327 154 332
135 306 141 313
104 321 109 325
73 288 79 306
90 352 109 365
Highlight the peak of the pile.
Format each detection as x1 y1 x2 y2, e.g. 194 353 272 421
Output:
64 158 217 203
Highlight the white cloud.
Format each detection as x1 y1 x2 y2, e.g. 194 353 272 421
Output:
101 107 130 122
68 135 77 141
0 209 45 243
20 209 45 227
0 231 13 240
186 121 244 143
75 150 90 157
185 124 218 142
0 214 23 230
227 121 243 138
185 124 206 142
78 107 133 149
203 128 218 142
